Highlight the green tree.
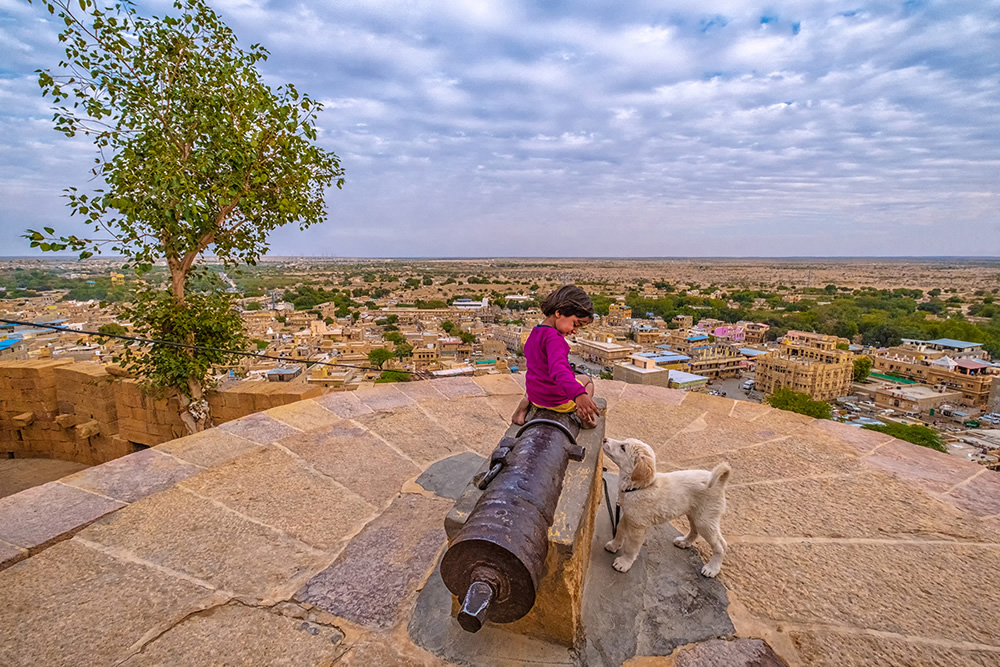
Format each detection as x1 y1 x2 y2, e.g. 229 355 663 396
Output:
765 388 832 419
244 302 262 311
367 348 394 369
862 423 946 453
26 0 343 433
459 331 476 345
97 322 128 337
394 342 413 359
441 320 456 335
375 369 411 383
853 356 873 382
385 331 405 344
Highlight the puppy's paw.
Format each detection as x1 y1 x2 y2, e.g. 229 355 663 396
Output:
613 557 633 573
673 536 694 549
604 540 621 554
701 562 721 578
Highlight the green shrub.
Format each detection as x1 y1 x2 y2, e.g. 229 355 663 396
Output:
862 423 946 452
765 388 832 419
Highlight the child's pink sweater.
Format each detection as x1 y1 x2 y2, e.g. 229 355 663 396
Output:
524 325 585 407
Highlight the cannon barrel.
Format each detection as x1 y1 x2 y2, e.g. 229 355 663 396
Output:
440 412 583 630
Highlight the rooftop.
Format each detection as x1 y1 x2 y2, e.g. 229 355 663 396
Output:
1 378 999 665
925 338 982 349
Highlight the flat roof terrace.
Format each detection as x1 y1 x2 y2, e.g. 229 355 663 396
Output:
1 378 998 665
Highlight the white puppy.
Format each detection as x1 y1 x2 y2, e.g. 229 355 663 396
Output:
602 437 731 577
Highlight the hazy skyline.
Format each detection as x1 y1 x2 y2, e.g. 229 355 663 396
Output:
1 0 998 258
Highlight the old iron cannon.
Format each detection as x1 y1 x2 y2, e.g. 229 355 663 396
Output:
440 411 586 633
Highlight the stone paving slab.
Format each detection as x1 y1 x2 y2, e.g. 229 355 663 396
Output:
656 413 790 464
397 380 449 402
312 390 374 419
155 428 262 468
0 481 125 556
0 538 213 667
354 405 468 466
418 397 511 456
722 541 1000 647
944 470 1000 517
721 470 999 541
813 419 895 455
471 373 524 396
678 435 863 487
0 538 27 570
264 398 342 431
621 383 686 404
61 448 202 503
430 376 487 400
789 627 1000 667
278 421 422 507
604 400 707 448
297 493 451 630
79 486 323 597
179 446 376 551
864 439 981 494
0 458 90 499
415 452 486 500
217 411 301 443
355 385 418 411
119 602 349 666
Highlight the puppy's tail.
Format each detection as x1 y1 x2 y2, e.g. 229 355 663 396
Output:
709 462 731 488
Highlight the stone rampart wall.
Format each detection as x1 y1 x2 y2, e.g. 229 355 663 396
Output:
0 360 322 465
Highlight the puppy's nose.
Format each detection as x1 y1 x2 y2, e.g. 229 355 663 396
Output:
602 438 608 444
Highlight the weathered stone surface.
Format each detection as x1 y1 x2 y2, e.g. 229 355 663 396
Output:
0 458 90 499
0 539 27 570
338 637 446 666
429 376 487 399
944 470 1000 517
472 373 524 396
672 638 788 666
62 448 202 503
722 470 998 541
179 447 375 551
419 397 510 456
264 399 342 431
0 538 211 666
409 564 575 666
680 391 739 416
605 401 707 449
789 627 1000 667
80 486 322 597
621 383 686 404
155 428 262 468
679 435 863 487
415 452 486 500
723 541 1000 646
864 439 981 494
635 527 735 657
217 412 300 444
655 413 789 465
729 400 773 422
814 419 894 455
355 385 417 411
278 422 421 506
12 411 35 428
355 405 468 466
297 493 450 630
313 391 374 419
0 482 125 552
397 380 448 402
119 602 348 666
484 394 523 424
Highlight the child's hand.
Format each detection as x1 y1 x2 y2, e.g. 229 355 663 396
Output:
576 393 599 425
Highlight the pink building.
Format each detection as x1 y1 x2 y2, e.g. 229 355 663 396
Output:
711 325 746 344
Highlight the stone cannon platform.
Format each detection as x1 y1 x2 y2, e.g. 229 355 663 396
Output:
1 376 999 665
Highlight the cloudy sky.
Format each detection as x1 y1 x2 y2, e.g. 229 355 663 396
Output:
1 0 998 257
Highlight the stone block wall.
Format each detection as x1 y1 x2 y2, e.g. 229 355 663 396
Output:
0 360 325 464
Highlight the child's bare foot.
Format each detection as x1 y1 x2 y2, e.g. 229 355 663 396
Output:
511 397 530 425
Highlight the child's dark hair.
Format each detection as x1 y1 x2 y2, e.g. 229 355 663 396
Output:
540 285 594 320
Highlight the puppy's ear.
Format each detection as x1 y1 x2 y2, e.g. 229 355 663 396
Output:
629 444 655 487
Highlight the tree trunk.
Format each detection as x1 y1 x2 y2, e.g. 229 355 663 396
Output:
169 259 210 435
